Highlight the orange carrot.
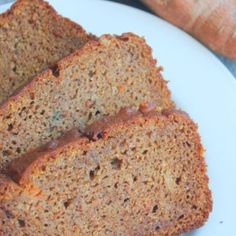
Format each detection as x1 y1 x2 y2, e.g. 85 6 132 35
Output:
142 0 236 60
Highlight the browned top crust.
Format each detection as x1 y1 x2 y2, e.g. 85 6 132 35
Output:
85 102 190 140
85 102 161 140
7 129 88 183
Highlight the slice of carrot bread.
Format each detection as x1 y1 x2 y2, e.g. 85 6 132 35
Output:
0 33 174 171
0 0 92 103
0 107 212 236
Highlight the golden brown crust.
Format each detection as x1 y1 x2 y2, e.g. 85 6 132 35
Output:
56 32 164 74
84 107 142 140
7 129 88 184
85 104 192 141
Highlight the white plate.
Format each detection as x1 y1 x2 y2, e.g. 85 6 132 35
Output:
1 1 236 235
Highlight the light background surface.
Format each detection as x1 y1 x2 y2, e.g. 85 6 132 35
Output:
106 0 236 79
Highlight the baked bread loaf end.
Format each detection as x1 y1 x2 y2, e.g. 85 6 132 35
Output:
0 107 212 235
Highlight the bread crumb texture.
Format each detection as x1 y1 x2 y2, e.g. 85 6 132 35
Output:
0 109 212 236
0 0 91 103
0 32 173 171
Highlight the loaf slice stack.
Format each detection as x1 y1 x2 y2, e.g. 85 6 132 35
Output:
0 33 174 171
0 0 92 103
0 2 212 235
0 107 212 235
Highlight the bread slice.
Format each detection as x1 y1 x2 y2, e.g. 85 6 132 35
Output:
0 107 212 236
0 33 174 171
0 0 92 103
